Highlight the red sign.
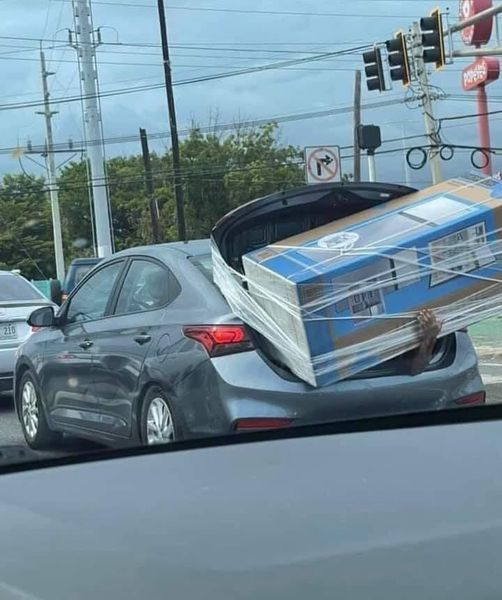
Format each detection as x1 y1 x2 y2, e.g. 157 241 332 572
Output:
462 56 500 90
459 0 494 46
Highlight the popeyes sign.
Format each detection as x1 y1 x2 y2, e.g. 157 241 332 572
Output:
462 56 500 90
459 0 494 45
459 0 499 90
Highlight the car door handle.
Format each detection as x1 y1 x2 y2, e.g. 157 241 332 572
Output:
79 339 93 350
134 334 152 345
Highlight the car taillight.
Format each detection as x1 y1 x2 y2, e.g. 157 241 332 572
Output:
182 324 254 357
30 326 41 333
454 391 486 406
233 418 294 432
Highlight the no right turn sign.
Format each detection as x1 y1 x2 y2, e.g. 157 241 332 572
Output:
304 146 341 184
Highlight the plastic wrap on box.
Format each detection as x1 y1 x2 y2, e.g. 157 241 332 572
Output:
213 176 502 387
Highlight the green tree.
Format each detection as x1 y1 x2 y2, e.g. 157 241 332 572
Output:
0 174 54 279
1 123 306 276
224 123 303 213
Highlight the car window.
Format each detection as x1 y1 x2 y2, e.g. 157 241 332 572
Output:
114 260 172 315
0 274 44 301
74 265 95 286
66 262 123 323
189 254 213 282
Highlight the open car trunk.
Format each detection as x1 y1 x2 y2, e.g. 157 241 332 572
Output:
211 182 455 381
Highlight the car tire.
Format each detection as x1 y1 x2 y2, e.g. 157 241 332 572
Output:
140 386 179 446
18 372 61 450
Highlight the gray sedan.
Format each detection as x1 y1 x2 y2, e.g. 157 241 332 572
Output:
15 239 483 450
0 271 54 394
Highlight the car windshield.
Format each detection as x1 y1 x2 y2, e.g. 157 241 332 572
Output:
0 0 499 469
0 274 44 302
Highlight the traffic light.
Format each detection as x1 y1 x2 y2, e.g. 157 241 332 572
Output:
362 46 386 92
420 8 446 69
386 31 411 87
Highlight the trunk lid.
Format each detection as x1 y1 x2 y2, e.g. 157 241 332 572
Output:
211 182 454 380
212 182 416 272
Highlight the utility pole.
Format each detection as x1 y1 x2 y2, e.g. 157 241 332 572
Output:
353 70 362 182
411 21 443 185
156 0 186 242
73 0 113 257
139 128 161 244
37 50 65 282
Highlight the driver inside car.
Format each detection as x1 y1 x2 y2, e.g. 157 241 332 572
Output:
135 269 169 310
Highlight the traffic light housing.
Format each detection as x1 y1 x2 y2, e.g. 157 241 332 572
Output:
357 125 382 153
385 31 411 87
420 8 446 69
362 46 385 92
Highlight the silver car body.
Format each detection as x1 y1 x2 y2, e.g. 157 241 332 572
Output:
0 271 54 393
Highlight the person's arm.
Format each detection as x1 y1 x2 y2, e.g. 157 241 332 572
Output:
406 309 442 376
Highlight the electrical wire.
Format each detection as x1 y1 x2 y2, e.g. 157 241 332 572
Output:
50 0 426 19
5 95 410 156
0 43 373 113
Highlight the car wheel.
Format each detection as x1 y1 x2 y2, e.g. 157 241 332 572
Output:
140 387 178 446
19 372 61 450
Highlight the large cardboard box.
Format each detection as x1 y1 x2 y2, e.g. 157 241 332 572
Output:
242 176 502 386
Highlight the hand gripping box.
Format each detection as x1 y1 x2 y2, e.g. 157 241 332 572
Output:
242 177 502 386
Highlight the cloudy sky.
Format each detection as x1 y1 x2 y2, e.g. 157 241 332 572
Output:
0 0 500 187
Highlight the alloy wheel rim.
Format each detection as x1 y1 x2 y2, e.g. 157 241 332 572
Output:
146 397 174 445
22 380 39 440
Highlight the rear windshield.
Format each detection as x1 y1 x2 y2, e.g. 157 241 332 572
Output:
65 264 95 291
0 273 44 301
189 254 213 282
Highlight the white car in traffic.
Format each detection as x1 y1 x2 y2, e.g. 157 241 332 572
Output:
0 271 54 394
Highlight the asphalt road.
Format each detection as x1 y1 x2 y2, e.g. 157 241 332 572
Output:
0 394 102 460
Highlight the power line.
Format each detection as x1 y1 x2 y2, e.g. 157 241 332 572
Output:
5 95 410 155
0 44 374 112
0 33 369 46
50 0 426 19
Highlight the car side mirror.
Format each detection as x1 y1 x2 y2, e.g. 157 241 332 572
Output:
28 306 55 328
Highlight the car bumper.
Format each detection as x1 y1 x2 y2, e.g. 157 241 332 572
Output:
181 332 484 437
0 373 13 394
0 346 18 393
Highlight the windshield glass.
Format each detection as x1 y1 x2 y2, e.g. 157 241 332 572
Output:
0 274 44 302
0 0 498 469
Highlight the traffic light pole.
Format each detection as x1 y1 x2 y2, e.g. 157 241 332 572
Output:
353 70 362 182
412 21 443 185
367 151 377 182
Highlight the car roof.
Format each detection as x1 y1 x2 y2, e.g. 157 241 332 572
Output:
114 239 210 260
69 258 102 266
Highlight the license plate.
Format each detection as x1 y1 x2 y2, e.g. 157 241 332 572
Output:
0 323 17 340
